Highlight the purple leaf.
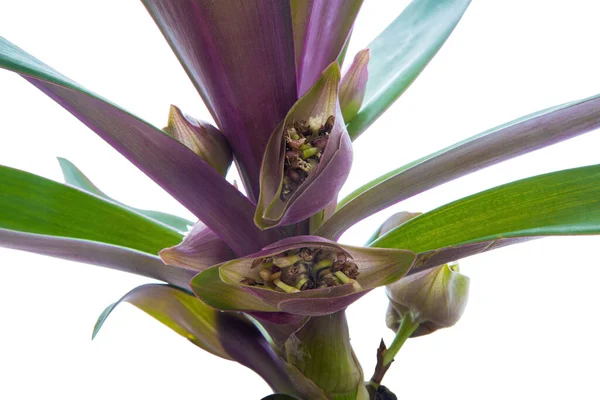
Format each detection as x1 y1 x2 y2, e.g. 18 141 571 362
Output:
0 229 196 290
255 63 352 229
143 0 297 201
159 221 236 271
191 235 415 316
293 0 364 96
0 38 281 255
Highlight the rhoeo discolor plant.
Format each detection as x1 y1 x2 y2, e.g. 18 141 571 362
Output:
3 1 600 399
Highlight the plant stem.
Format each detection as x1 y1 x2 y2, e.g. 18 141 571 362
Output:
285 310 369 399
368 313 420 393
383 313 420 366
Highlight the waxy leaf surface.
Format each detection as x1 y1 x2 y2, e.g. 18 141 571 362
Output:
372 164 600 273
319 94 600 240
346 0 471 140
0 229 196 290
143 1 297 201
0 38 280 255
0 166 181 254
293 0 363 96
93 284 301 394
93 284 232 359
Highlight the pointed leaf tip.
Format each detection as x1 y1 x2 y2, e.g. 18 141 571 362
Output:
92 302 118 340
340 49 370 122
255 63 352 229
164 105 233 176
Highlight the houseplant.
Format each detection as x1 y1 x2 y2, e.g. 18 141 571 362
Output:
1 1 600 398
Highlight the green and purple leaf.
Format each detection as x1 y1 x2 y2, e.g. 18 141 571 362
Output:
0 229 196 290
346 0 472 140
58 157 193 232
318 94 600 240
0 38 281 255
371 164 600 273
93 284 301 395
92 284 233 359
0 165 199 288
143 1 297 201
339 49 369 123
292 0 363 96
255 63 352 229
0 165 181 254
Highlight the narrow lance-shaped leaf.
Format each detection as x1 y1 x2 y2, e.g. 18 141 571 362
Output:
58 157 193 232
0 166 181 254
346 0 472 140
143 1 297 201
93 284 302 395
0 229 196 290
191 236 415 317
0 38 281 255
339 49 369 123
371 164 600 273
255 63 352 229
317 93 600 240
293 0 364 96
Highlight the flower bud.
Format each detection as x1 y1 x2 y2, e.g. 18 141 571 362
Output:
255 63 352 229
191 235 416 317
164 105 233 176
386 263 469 337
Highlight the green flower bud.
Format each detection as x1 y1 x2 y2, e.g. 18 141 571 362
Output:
386 263 469 337
164 105 233 176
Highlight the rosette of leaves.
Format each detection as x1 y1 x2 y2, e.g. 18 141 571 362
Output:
3 0 600 399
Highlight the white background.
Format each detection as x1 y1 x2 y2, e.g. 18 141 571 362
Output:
2 1 600 399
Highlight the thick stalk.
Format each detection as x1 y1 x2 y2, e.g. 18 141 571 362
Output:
284 310 369 400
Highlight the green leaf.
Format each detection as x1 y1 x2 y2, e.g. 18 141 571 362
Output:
261 395 300 400
371 164 600 269
318 94 600 240
346 0 471 140
92 284 232 359
57 157 193 232
0 166 182 255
